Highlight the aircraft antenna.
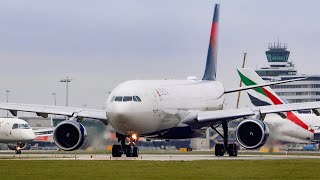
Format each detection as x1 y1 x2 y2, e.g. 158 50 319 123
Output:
236 52 247 108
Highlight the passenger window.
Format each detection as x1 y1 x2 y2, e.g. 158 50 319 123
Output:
123 96 132 102
115 96 123 102
12 123 18 129
110 96 115 102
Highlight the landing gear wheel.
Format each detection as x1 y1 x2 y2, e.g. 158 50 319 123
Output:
125 145 132 157
227 144 238 157
215 144 225 156
112 145 122 157
132 147 139 157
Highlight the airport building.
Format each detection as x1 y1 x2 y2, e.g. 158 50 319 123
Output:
255 42 320 104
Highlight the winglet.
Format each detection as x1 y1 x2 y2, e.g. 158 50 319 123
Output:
202 4 220 81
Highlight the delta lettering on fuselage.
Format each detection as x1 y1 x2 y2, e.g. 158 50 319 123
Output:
155 88 169 97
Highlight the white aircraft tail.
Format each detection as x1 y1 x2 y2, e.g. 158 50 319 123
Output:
237 68 286 106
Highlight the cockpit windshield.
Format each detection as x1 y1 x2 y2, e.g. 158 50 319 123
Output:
123 96 133 102
115 96 123 102
19 124 31 129
111 96 141 102
12 123 31 129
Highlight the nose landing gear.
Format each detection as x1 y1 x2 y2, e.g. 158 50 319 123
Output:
15 148 22 154
15 142 24 154
112 132 139 157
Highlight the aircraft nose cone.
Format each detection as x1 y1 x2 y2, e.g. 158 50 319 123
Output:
110 104 132 122
25 131 35 141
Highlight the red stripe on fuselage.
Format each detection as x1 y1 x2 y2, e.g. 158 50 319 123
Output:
261 87 313 133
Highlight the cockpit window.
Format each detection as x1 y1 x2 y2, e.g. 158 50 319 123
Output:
112 96 141 102
135 96 142 102
115 96 123 102
12 123 30 129
12 123 18 129
123 96 132 102
133 96 138 102
18 124 31 129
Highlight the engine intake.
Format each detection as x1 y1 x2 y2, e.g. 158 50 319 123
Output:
53 120 87 151
236 119 269 149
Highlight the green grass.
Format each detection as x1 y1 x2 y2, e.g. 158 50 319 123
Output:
1 159 320 179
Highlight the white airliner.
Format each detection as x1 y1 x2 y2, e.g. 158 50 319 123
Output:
0 4 320 157
238 68 320 143
0 118 35 154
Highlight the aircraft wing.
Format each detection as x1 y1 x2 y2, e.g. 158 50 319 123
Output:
0 103 108 125
195 102 320 124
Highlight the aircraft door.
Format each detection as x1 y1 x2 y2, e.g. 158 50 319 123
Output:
153 90 161 121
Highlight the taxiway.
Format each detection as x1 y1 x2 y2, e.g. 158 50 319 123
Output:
1 153 320 161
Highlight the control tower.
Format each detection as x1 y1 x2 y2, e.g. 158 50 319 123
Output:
255 41 320 104
266 42 290 67
256 41 297 78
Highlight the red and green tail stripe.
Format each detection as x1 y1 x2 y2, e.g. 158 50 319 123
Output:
237 70 314 133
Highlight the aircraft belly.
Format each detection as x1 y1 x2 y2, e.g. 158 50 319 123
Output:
143 126 205 139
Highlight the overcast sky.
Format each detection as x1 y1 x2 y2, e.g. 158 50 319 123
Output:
0 0 320 116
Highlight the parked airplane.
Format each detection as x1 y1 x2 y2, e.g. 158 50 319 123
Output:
0 118 35 154
238 68 320 143
0 4 319 157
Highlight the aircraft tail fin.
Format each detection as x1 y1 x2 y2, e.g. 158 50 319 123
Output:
202 4 220 81
237 68 285 106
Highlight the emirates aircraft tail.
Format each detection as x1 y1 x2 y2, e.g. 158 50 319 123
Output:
237 68 286 106
237 68 314 133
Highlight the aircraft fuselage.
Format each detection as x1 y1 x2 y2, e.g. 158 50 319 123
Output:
0 118 35 143
106 80 225 137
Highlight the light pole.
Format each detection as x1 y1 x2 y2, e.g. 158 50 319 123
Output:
60 77 72 107
5 90 10 117
51 93 56 106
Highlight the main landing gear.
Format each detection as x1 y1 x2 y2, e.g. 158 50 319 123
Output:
112 132 139 157
211 121 238 157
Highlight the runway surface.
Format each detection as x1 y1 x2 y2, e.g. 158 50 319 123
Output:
1 153 320 161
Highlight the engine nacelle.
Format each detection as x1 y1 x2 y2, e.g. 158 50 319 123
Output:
53 120 87 151
236 119 269 149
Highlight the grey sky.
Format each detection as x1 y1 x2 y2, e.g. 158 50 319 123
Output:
0 0 320 116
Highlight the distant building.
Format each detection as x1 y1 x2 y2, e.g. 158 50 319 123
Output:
256 41 320 105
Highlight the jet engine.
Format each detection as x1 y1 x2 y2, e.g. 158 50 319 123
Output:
53 120 87 151
236 119 269 149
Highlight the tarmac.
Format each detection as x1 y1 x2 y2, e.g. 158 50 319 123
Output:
1 151 320 161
